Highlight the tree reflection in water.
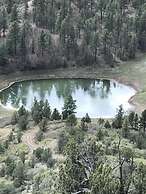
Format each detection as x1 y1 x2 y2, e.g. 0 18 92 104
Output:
0 79 136 118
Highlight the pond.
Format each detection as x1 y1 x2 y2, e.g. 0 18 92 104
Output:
0 79 136 118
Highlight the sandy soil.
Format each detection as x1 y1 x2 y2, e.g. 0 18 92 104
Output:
22 121 65 158
22 127 39 153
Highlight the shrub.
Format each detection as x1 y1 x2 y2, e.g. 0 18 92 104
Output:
36 130 43 142
18 115 28 131
58 131 68 153
66 114 77 127
39 118 48 132
84 113 91 123
104 121 111 129
51 108 61 120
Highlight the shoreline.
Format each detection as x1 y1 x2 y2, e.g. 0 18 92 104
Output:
0 66 140 118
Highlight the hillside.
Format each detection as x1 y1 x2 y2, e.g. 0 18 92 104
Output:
1 1 146 194
0 0 146 72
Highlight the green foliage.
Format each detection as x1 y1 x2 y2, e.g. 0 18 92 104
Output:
0 143 5 154
134 163 146 193
66 114 77 127
58 131 68 154
122 117 130 138
8 132 15 142
98 118 105 127
17 105 28 117
39 118 48 132
140 109 146 132
32 169 60 194
31 99 51 124
16 131 22 143
60 137 105 193
112 105 124 129
12 106 29 131
82 113 91 123
51 108 61 120
96 129 105 141
62 95 77 119
2 109 146 193
104 120 111 129
18 115 28 131
90 164 119 194
0 44 8 67
5 156 15 176
0 178 15 194
13 161 24 187
33 147 55 167
0 0 146 70
36 130 43 142
6 4 20 55
80 119 88 131
11 111 17 125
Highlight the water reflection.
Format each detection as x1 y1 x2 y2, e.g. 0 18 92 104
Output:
0 79 136 118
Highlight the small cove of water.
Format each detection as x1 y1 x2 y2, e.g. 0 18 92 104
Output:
0 79 136 118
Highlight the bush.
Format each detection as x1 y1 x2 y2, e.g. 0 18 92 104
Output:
36 130 43 142
17 131 22 143
0 143 5 154
96 129 105 141
58 131 68 153
39 118 48 132
33 147 55 167
18 115 28 131
34 147 43 160
0 178 15 194
104 121 111 129
83 113 91 123
11 112 18 125
80 120 88 131
98 118 105 126
51 108 61 120
66 114 77 127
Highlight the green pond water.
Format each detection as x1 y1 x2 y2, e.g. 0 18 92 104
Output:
0 79 136 118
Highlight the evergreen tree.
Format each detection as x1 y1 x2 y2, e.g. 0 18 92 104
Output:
20 1 32 61
62 95 77 119
113 105 124 129
7 4 20 55
66 114 77 127
13 161 24 187
122 117 130 138
0 6 7 37
39 30 47 56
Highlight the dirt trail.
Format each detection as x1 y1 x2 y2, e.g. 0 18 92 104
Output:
22 121 65 153
22 127 39 153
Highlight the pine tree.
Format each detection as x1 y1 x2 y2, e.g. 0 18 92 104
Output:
122 117 130 138
39 30 47 56
0 7 7 37
20 1 32 61
7 4 20 55
62 95 77 119
13 161 25 187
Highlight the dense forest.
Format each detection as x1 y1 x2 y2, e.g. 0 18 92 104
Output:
0 0 146 72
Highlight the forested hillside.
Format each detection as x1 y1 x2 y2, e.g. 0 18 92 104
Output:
0 0 146 72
